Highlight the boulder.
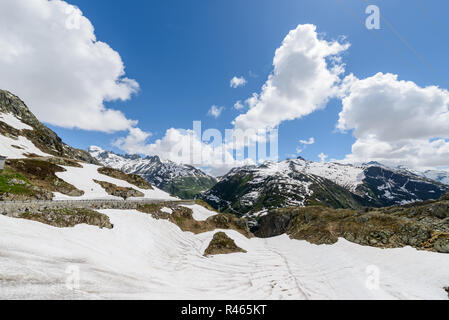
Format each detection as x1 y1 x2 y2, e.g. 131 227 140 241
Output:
204 232 246 256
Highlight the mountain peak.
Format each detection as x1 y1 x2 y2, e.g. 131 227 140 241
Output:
88 145 105 153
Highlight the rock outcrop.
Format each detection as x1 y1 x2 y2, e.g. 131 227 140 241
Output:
97 167 153 190
0 166 53 200
0 89 99 164
137 203 252 238
255 203 449 253
204 232 246 256
19 207 113 229
93 179 144 200
6 158 84 197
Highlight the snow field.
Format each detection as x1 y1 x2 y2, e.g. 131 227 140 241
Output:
53 163 177 201
0 208 448 300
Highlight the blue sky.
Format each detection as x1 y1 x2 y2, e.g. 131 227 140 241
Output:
5 0 448 171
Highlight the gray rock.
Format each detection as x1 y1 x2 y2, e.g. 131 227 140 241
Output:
434 236 449 253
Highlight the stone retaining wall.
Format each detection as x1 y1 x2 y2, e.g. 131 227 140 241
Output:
0 200 195 217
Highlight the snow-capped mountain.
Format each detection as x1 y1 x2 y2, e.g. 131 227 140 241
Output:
201 157 448 215
89 146 217 199
395 166 449 186
420 170 449 185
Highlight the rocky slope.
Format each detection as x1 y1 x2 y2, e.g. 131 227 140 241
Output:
0 89 175 201
136 202 252 237
201 157 448 216
0 89 98 163
255 191 449 253
89 146 217 199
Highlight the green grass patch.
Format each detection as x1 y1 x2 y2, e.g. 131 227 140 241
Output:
0 168 33 195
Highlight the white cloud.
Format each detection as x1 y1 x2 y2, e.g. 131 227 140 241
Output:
0 0 139 132
233 100 245 110
232 24 350 132
338 72 449 168
318 152 328 163
230 76 247 88
113 127 255 176
299 137 315 145
112 127 152 152
208 105 225 118
292 137 315 156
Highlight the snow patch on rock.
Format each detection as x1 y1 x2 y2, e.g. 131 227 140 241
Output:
53 163 177 201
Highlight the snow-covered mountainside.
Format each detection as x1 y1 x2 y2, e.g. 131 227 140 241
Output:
0 89 97 163
398 167 449 186
0 89 174 201
201 157 448 215
420 170 449 185
1 207 448 299
89 146 217 199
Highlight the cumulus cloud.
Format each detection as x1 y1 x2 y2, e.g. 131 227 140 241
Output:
230 76 247 88
208 105 225 118
299 137 315 145
233 100 245 110
338 72 449 168
293 137 315 155
112 127 152 152
232 24 350 132
318 153 328 163
0 0 139 132
113 127 253 176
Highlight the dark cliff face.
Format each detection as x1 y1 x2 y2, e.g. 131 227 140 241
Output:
252 211 291 238
0 89 99 164
358 166 447 206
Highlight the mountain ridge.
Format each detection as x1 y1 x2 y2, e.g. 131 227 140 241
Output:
89 146 217 199
201 157 448 217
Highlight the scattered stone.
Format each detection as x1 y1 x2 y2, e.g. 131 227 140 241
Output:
204 232 246 256
7 178 27 185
